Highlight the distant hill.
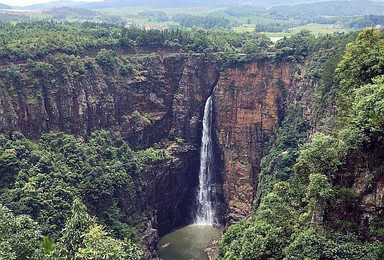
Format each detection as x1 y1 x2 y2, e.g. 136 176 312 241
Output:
82 0 335 8
19 0 346 10
23 0 85 10
43 7 96 16
271 1 384 19
0 3 12 9
21 0 384 10
23 0 215 9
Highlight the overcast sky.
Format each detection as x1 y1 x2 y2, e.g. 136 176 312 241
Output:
0 0 103 7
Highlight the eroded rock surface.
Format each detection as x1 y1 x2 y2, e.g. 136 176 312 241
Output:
215 61 294 222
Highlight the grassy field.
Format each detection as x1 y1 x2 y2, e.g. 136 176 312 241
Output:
232 24 255 33
289 23 352 34
98 7 229 27
234 23 353 37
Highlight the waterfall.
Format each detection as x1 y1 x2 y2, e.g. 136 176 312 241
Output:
194 95 217 225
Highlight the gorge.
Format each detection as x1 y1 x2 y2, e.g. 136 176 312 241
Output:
0 52 289 229
0 48 295 258
1 23 384 260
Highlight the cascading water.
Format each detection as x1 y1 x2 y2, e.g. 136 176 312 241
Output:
194 95 217 225
158 94 222 260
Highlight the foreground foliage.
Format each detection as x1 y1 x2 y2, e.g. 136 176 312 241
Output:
0 130 170 259
218 28 384 260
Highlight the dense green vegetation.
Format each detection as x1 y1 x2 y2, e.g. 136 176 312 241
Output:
0 21 281 67
336 29 384 119
0 21 265 60
0 130 169 259
172 14 235 29
2 20 354 68
348 15 384 29
0 22 121 60
218 28 384 260
1 18 384 259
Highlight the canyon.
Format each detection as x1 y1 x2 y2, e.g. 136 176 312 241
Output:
0 52 290 224
1 50 383 258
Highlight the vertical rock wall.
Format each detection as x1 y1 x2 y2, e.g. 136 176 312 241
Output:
0 53 221 149
215 61 295 222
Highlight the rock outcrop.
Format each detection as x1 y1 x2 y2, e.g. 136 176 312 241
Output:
143 144 200 236
0 53 221 149
215 61 295 222
0 53 296 228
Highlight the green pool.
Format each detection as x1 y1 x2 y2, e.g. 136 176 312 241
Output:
158 225 222 260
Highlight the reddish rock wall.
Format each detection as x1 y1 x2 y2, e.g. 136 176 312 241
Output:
215 61 295 222
0 53 221 149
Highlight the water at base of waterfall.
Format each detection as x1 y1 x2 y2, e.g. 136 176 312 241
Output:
158 225 222 260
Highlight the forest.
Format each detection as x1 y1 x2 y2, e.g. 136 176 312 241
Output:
0 3 383 258
0 131 155 259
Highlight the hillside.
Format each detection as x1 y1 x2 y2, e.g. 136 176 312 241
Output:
0 3 11 9
271 1 384 19
0 21 384 260
43 7 97 17
216 28 384 260
21 0 383 9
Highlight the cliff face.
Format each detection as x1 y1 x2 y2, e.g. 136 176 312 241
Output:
0 53 220 149
214 61 295 222
0 52 221 259
0 54 296 226
140 144 201 259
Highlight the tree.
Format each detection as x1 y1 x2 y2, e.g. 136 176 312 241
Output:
284 228 380 260
55 199 141 260
0 205 43 260
336 29 384 117
240 36 271 60
55 199 97 260
340 76 384 149
0 148 19 189
296 133 342 179
76 224 141 260
218 182 298 260
95 49 117 73
306 173 334 225
283 228 327 260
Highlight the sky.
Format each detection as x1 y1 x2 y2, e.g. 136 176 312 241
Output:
0 0 103 7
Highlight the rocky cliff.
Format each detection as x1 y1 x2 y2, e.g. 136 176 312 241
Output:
3 49 383 258
0 53 221 148
214 61 295 223
0 52 222 258
0 53 297 230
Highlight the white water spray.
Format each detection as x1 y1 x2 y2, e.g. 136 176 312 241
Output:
194 95 217 225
